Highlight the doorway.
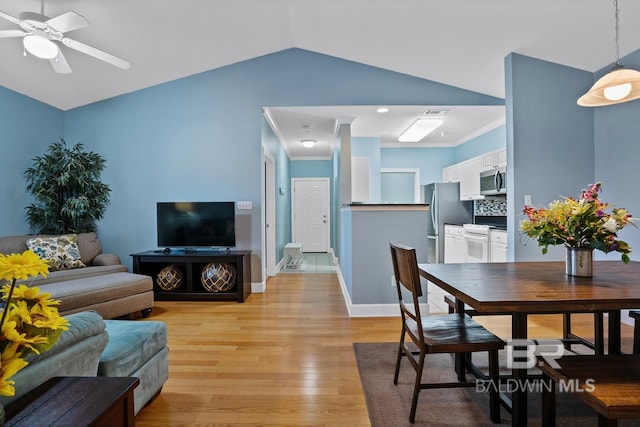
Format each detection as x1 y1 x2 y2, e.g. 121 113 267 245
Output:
264 153 276 277
291 178 330 253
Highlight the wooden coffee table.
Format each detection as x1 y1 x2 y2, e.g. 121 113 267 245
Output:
5 376 139 427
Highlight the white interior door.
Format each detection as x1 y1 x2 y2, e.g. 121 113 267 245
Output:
292 178 330 253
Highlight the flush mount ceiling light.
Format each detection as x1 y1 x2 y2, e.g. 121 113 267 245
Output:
578 0 640 107
23 32 57 59
376 107 390 113
301 139 316 148
398 118 444 142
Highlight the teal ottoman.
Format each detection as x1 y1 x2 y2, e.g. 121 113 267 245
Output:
99 320 169 414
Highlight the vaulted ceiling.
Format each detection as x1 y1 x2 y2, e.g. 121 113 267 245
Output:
2 1 638 158
2 0 639 111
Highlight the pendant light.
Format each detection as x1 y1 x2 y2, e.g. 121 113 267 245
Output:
577 0 640 107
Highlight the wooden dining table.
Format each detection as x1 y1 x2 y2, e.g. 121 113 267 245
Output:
417 261 640 427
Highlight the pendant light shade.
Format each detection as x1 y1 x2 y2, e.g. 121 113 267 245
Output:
577 66 640 106
577 0 640 107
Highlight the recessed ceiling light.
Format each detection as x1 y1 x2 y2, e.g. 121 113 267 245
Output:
301 139 316 148
376 107 390 113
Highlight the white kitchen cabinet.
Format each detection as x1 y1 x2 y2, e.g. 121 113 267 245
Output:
489 229 507 262
458 156 483 200
482 148 507 172
496 148 506 167
442 163 461 183
443 149 504 200
444 224 466 263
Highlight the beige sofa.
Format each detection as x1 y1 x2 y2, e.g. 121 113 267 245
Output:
0 232 153 319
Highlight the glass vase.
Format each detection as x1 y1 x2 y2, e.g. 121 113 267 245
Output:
565 247 593 277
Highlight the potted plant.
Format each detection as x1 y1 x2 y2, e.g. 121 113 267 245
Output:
24 139 111 234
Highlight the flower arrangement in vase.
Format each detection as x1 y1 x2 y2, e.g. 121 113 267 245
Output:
520 183 636 275
0 250 68 396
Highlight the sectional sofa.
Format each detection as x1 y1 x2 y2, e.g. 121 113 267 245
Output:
0 233 169 415
0 232 153 319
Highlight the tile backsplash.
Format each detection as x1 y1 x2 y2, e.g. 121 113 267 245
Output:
474 198 507 216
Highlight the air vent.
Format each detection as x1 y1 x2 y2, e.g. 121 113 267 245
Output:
421 109 448 116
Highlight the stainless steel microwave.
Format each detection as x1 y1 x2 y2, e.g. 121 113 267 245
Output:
480 167 506 195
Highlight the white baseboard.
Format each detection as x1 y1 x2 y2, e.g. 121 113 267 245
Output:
252 281 266 293
335 265 422 318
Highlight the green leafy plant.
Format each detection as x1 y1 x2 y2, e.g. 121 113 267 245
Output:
24 139 111 234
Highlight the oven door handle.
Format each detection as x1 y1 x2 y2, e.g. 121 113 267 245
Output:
464 234 489 241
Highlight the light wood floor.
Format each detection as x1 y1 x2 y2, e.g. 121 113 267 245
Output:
134 272 635 426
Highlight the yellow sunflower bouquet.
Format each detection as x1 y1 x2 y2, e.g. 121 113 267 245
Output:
0 250 69 396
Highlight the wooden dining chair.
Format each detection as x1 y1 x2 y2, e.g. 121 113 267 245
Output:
390 242 504 424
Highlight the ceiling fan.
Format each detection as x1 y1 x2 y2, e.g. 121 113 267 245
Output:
0 0 129 74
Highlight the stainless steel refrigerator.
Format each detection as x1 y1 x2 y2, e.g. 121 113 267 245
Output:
424 182 473 263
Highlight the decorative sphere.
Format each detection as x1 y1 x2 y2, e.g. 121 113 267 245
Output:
201 262 236 292
156 265 183 291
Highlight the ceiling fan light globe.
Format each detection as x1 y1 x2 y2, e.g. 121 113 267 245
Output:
23 34 57 59
603 82 632 101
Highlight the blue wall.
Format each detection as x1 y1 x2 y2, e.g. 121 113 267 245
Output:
4 43 640 308
0 87 63 236
58 48 501 284
290 159 333 178
381 147 455 185
593 49 640 262
262 119 292 263
505 53 594 261
453 125 506 162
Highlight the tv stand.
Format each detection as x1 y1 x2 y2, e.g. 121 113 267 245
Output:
131 250 251 302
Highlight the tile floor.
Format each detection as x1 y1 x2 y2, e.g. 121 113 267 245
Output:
281 252 337 274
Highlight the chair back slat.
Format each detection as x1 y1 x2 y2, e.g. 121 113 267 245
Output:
390 242 423 326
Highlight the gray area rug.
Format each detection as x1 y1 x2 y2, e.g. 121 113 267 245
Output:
353 342 640 427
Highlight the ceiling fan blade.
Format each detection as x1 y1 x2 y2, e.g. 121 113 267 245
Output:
0 10 23 26
50 48 71 74
0 29 26 38
46 11 89 33
62 37 130 69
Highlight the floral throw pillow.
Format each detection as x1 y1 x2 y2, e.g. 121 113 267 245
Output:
26 234 87 271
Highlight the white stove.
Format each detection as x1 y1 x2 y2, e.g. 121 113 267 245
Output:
463 224 490 262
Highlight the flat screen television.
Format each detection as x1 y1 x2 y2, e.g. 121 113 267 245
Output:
157 202 236 248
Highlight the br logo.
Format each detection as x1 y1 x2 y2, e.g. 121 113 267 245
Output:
506 339 565 369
